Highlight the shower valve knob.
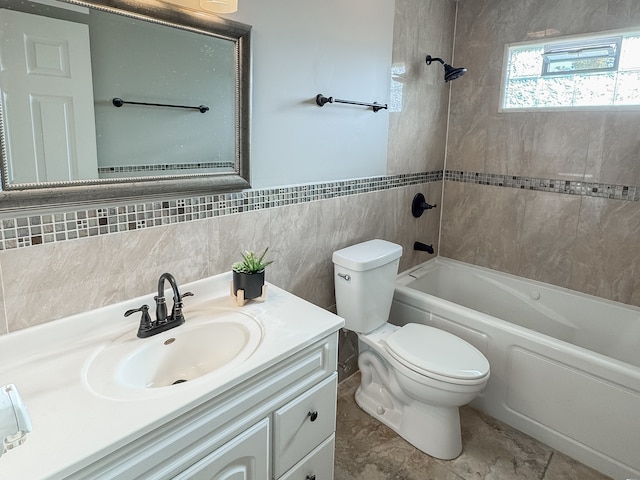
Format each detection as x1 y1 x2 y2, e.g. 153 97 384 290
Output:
411 193 436 217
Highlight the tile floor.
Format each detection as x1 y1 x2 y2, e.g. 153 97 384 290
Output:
334 373 612 480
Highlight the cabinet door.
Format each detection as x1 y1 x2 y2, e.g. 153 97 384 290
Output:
173 418 269 480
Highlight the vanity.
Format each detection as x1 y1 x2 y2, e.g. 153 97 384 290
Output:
0 272 344 479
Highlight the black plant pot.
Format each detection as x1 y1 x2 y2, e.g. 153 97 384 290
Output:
232 270 265 300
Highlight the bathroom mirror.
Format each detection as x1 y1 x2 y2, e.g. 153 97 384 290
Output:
0 0 251 210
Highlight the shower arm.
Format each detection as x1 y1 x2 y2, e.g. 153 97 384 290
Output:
425 55 445 65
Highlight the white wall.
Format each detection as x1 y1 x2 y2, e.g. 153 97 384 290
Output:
226 0 395 187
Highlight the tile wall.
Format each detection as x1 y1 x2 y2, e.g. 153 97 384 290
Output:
0 176 443 333
442 0 640 307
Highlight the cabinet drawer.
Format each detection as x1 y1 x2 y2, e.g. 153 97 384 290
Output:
273 373 337 478
279 434 335 480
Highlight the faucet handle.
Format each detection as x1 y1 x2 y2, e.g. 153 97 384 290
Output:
172 292 194 322
125 304 152 330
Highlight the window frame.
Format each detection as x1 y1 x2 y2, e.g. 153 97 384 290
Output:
499 27 640 113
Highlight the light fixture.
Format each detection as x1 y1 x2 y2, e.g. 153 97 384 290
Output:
200 0 237 13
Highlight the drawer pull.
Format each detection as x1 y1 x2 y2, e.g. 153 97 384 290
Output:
307 410 318 422
306 476 316 480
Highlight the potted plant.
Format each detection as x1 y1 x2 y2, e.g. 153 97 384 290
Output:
232 247 273 301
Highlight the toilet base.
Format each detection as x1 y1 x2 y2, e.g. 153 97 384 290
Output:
355 379 463 460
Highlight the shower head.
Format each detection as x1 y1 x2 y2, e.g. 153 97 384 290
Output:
426 55 467 82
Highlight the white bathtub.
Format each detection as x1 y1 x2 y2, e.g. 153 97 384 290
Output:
390 257 640 480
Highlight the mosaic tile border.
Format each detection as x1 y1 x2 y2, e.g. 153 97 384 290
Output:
0 171 443 251
97 161 235 174
445 171 640 202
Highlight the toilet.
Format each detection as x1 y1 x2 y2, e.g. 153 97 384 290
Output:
333 239 490 460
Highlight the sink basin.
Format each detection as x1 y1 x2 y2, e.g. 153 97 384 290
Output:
84 309 263 397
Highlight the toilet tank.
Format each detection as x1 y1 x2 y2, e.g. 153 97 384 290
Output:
333 239 403 333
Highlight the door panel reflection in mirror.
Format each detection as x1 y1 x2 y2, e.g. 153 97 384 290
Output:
0 0 250 206
0 8 99 183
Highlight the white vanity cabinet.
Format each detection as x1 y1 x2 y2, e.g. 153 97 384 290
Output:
0 274 345 480
65 333 339 480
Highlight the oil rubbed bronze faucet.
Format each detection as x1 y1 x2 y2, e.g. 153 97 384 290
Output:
124 272 193 338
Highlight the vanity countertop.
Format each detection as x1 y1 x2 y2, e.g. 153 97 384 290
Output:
0 272 344 479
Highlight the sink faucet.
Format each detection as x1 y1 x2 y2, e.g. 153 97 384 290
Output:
125 272 193 338
156 272 185 325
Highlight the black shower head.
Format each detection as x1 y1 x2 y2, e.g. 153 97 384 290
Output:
426 55 467 82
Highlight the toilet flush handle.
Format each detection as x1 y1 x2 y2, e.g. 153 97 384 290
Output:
337 272 351 281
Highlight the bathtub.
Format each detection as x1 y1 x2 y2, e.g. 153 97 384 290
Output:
390 257 640 480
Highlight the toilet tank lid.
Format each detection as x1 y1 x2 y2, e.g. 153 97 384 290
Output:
333 239 403 271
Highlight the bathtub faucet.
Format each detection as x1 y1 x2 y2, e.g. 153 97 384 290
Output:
414 242 434 254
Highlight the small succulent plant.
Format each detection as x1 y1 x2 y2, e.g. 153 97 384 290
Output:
232 247 273 274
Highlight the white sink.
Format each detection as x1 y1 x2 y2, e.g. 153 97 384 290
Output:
84 309 263 398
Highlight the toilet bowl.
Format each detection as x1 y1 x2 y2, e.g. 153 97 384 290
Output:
333 240 490 460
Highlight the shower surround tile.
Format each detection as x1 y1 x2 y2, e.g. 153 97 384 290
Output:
447 0 640 308
596 112 640 187
570 196 640 306
441 181 529 274
518 190 582 287
386 0 455 176
442 176 640 307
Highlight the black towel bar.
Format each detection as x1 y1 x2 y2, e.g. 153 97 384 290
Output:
112 98 209 113
315 94 387 112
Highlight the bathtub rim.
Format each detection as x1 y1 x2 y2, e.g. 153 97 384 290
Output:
394 256 640 383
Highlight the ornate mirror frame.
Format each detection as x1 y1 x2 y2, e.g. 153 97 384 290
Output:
0 0 251 212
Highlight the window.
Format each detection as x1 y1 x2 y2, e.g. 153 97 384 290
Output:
501 30 640 110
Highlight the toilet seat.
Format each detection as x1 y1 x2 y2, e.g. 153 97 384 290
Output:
385 323 490 383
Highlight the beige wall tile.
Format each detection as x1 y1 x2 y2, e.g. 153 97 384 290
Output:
440 181 483 264
0 236 127 331
517 191 581 287
120 220 210 299
387 0 455 175
570 197 640 304
595 113 640 186
605 0 640 29
208 210 272 276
